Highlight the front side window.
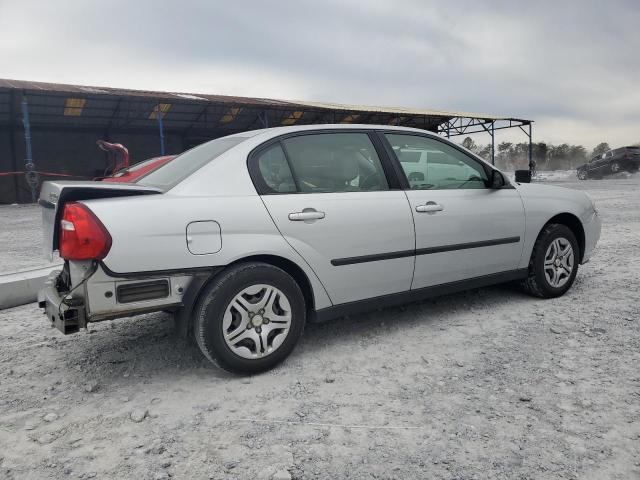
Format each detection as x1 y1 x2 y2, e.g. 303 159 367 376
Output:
255 133 389 194
385 134 488 190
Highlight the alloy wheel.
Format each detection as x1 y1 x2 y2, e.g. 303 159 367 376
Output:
543 237 574 288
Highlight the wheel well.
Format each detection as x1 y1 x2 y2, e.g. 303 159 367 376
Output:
228 254 316 316
176 255 317 339
544 213 585 262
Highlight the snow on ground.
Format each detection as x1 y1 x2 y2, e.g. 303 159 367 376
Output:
0 176 639 479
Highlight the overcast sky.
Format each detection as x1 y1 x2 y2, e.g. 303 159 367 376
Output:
1 0 638 149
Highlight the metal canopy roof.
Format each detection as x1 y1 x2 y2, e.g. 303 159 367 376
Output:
0 78 531 138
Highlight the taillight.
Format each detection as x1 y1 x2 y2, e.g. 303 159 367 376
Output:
59 202 112 260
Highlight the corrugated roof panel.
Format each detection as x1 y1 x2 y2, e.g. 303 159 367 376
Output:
149 103 171 120
63 98 86 116
281 111 304 126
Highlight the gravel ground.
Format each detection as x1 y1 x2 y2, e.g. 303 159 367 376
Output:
0 204 60 273
0 175 639 479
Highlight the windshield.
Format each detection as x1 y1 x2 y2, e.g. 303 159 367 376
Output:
138 136 249 190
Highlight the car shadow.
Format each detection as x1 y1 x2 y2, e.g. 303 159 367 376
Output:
57 283 532 383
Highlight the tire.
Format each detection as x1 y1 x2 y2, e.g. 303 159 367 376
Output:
611 162 621 173
193 262 306 374
521 224 579 298
577 170 588 180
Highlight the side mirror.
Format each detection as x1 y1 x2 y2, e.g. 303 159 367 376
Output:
490 169 507 188
514 170 531 184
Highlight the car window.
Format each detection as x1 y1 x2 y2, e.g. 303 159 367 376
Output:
384 134 488 190
277 133 389 193
256 144 297 193
139 135 249 191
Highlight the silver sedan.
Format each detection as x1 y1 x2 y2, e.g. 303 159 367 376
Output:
38 125 601 373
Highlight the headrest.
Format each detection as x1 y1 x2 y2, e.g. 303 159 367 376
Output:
295 147 359 183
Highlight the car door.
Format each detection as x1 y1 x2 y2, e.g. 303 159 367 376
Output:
251 131 416 305
382 132 525 289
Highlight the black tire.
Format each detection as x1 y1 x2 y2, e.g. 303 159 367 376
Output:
193 262 306 374
577 170 588 180
521 224 579 298
611 162 620 173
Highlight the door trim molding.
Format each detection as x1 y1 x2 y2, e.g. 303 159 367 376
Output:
331 236 520 266
313 268 528 322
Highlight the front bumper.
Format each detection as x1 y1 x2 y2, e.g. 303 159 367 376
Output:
581 210 601 263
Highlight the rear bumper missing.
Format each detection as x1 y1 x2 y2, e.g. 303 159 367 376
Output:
38 264 195 334
38 270 86 334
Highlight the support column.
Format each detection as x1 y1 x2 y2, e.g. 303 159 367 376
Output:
21 96 38 203
9 90 20 203
528 122 533 171
156 103 166 155
491 121 495 165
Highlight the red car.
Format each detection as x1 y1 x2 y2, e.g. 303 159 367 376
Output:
102 155 175 183
95 140 176 183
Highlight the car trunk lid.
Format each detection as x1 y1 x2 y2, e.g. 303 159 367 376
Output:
39 180 162 260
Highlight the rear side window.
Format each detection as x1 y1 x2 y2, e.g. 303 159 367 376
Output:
256 144 296 193
139 136 248 190
254 133 389 194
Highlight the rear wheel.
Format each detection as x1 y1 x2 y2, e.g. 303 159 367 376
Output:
521 224 579 298
194 262 306 374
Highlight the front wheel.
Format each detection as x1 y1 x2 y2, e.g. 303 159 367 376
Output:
521 224 579 298
611 162 621 173
577 169 588 180
193 262 306 374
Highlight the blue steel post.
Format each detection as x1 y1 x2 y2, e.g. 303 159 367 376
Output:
156 104 166 156
21 97 38 203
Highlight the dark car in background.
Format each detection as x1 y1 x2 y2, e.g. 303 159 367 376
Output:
577 146 640 180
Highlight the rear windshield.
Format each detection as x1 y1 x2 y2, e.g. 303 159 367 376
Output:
138 136 248 190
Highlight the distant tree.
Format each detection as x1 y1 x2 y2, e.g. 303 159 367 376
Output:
477 144 493 162
498 142 513 154
533 142 548 168
461 137 477 152
591 142 610 158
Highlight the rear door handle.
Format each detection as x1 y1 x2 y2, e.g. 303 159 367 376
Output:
288 210 326 221
416 202 444 213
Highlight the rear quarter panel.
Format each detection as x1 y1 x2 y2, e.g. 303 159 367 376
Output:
82 194 332 309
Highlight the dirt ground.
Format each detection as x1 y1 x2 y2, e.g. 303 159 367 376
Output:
1 174 639 480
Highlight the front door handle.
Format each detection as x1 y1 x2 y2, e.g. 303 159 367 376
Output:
288 210 326 221
416 202 444 213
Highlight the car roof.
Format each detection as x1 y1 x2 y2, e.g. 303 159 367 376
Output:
242 123 440 139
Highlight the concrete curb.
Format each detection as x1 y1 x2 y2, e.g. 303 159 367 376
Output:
0 265 62 310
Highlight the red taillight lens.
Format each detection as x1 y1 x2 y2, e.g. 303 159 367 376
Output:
59 202 112 260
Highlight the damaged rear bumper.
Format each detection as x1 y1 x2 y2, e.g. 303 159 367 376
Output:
38 264 195 334
38 269 86 334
